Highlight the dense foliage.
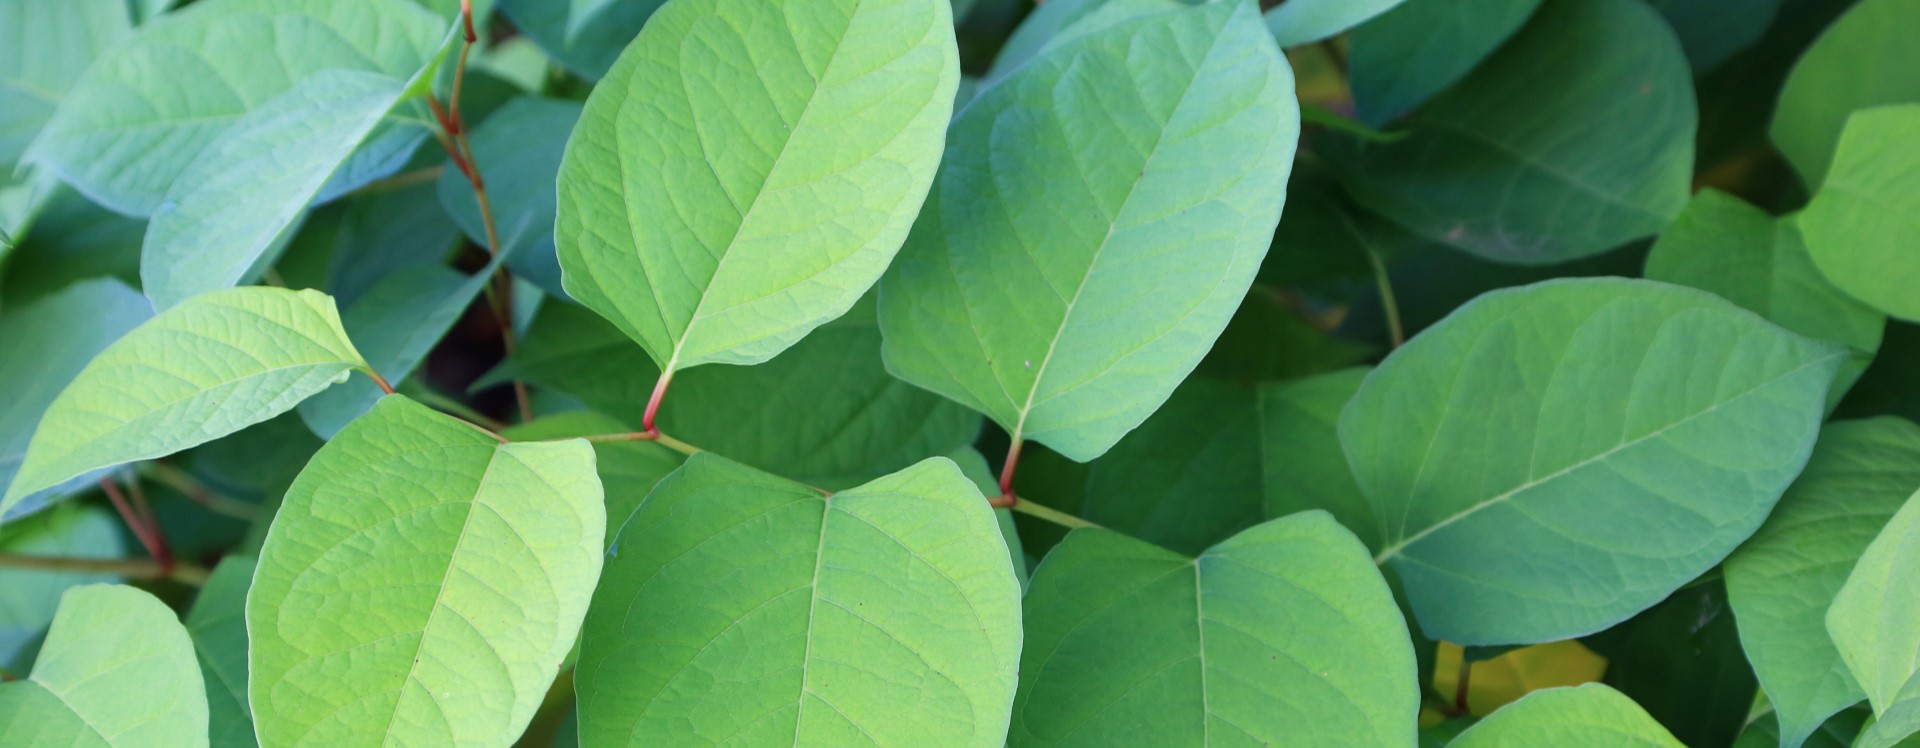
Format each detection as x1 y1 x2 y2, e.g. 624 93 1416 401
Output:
1 0 1917 746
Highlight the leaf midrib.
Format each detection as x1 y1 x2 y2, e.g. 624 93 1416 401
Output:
1374 350 1846 565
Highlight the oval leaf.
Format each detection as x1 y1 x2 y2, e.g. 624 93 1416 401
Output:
556 0 959 372
1347 0 1543 127
141 69 417 310
576 454 1022 747
1449 684 1683 747
248 395 604 746
879 0 1297 461
1799 104 1920 323
1321 0 1695 264
1769 0 1920 188
1827 488 1920 722
1345 278 1848 645
1009 513 1417 746
1265 0 1405 47
0 0 130 166
0 585 208 747
1725 417 1920 748
26 0 448 216
0 287 367 519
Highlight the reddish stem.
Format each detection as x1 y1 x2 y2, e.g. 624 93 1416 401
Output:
99 478 173 575
641 371 674 436
460 0 477 43
991 440 1024 508
1452 660 1473 715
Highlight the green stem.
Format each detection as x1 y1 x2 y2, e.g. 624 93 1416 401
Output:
1010 499 1098 530
1366 246 1404 348
0 553 210 586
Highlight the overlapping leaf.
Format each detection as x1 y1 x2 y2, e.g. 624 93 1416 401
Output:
1725 418 1920 748
1799 105 1920 323
187 557 257 748
879 0 1297 461
0 585 208 747
1010 513 1416 746
440 97 582 299
557 0 959 372
0 507 126 669
1 287 366 519
1346 0 1542 126
26 0 448 216
1345 278 1847 645
1264 0 1405 47
249 396 603 747
1826 490 1920 748
1770 0 1920 187
1321 0 1695 264
496 0 666 80
576 454 1021 747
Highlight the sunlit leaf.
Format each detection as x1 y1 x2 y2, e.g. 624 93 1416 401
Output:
0 585 208 747
1798 105 1920 323
1826 488 1920 748
1769 0 1920 188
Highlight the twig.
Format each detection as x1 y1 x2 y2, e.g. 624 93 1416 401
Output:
993 439 1024 507
1009 498 1098 529
99 478 173 575
140 463 259 521
0 553 210 586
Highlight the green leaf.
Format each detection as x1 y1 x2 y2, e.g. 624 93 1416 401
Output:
297 262 496 438
0 585 208 747
1583 580 1756 748
1078 378 1266 554
1648 0 1787 72
1770 0 1920 188
1346 278 1848 645
1347 0 1543 126
1858 702 1920 748
945 445 1031 588
0 0 130 166
1733 705 1872 748
556 0 959 372
26 0 449 216
1828 488 1920 727
325 181 462 307
0 287 368 520
1799 105 1920 324
576 454 1021 747
248 395 604 746
0 278 151 521
484 298 983 490
187 556 257 748
1009 513 1417 746
0 506 126 670
1194 288 1375 384
1321 0 1694 264
880 0 1297 461
1448 684 1684 747
1647 190 1884 355
439 97 581 299
1262 368 1379 550
495 0 665 80
0 190 147 307
498 411 684 547
1725 417 1920 748
141 70 416 310
1264 0 1405 47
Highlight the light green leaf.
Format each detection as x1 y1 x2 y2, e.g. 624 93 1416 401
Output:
1346 278 1847 645
482 298 982 490
1770 0 1920 188
249 396 604 747
0 585 208 747
0 506 126 670
576 454 1021 747
439 97 581 299
945 445 1030 588
26 0 448 216
297 262 496 438
1647 190 1884 355
1321 0 1694 264
1010 513 1416 746
498 411 684 547
1261 368 1379 550
0 0 130 166
1799 105 1920 323
141 70 413 310
1449 684 1684 747
187 556 257 748
1858 701 1920 748
496 0 665 81
557 0 958 372
1347 0 1543 126
0 287 368 520
1264 0 1405 47
880 0 1297 461
1725 418 1920 748
0 278 151 521
1828 489 1920 722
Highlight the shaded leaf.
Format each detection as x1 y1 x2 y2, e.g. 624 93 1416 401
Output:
249 396 603 746
557 0 958 372
1265 0 1405 47
186 556 257 748
0 585 208 747
1261 368 1378 549
576 454 1021 747
0 287 366 521
1585 580 1758 748
1010 514 1417 746
325 181 462 307
1648 0 1788 73
1322 0 1695 264
1347 0 1543 127
880 0 1297 461
0 506 126 670
439 97 581 299
496 0 666 81
1347 278 1847 644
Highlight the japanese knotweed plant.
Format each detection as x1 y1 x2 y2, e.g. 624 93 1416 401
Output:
1 0 1918 746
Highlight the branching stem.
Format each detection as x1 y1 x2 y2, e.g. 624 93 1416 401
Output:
100 477 173 576
0 552 210 586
